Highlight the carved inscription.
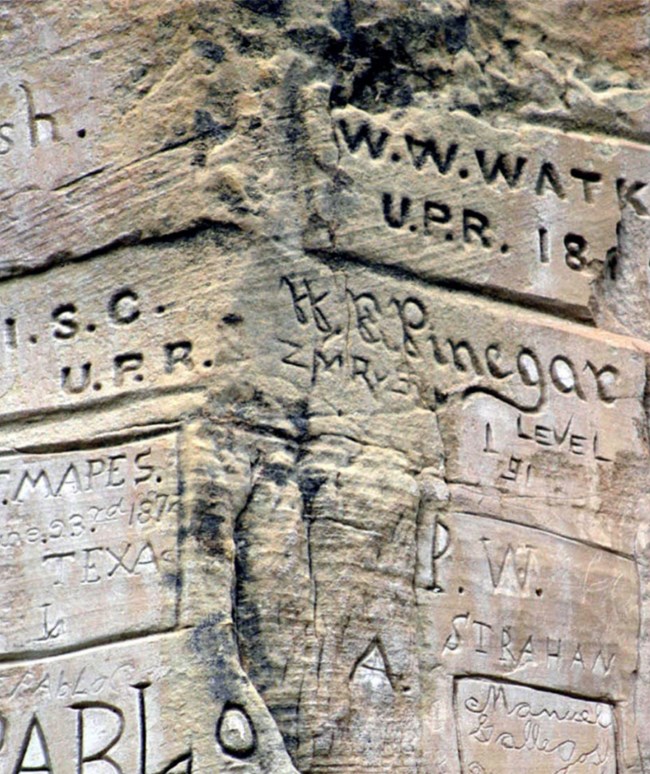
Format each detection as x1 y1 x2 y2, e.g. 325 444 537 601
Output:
0 241 246 417
420 513 637 699
0 82 60 159
0 634 226 772
0 75 99 197
278 274 632 410
0 431 180 655
455 678 616 773
455 395 617 496
305 105 650 314
276 269 647 549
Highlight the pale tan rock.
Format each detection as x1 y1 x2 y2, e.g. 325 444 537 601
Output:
0 2 649 773
455 678 617 773
0 432 180 655
301 100 649 319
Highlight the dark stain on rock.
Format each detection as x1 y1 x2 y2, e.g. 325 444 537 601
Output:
194 109 232 141
263 461 289 486
236 0 286 19
298 473 326 516
288 399 310 439
193 39 226 62
191 614 245 700
163 570 183 592
444 14 468 54
331 0 355 44
233 503 276 693
194 508 225 553
192 481 229 555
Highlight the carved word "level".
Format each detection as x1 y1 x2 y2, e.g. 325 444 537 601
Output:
483 414 613 463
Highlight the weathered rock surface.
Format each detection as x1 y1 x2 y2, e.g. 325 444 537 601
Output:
0 1 649 772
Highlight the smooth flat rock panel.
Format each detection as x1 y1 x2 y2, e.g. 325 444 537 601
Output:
455 678 616 774
421 512 637 700
301 102 650 318
0 431 179 656
0 631 294 773
0 234 240 420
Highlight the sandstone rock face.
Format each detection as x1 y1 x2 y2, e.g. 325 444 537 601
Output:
0 2 649 772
